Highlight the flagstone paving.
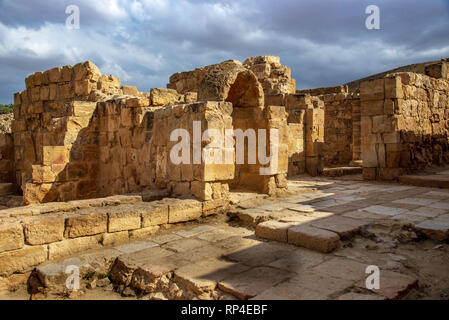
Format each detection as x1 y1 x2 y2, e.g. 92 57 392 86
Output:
1 175 449 300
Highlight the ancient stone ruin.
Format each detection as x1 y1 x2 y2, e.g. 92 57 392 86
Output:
0 56 448 297
2 56 448 204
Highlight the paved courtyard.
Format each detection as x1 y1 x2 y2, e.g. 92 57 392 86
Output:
2 174 449 300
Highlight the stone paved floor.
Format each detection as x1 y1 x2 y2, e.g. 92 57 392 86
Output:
2 175 449 300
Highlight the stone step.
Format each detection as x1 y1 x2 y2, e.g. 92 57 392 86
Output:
322 167 363 177
0 183 13 196
399 174 449 189
255 216 369 253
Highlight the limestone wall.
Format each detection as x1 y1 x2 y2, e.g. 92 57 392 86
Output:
151 101 234 201
296 85 361 167
264 93 324 177
361 73 449 180
12 62 123 201
346 58 449 93
96 97 153 198
243 56 296 95
321 92 360 166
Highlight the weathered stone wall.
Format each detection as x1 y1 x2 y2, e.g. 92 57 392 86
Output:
297 85 361 167
96 96 153 198
168 56 296 97
12 58 293 203
321 92 360 166
169 59 290 195
12 62 128 203
151 101 234 201
361 73 449 180
264 93 324 176
243 56 296 96
346 58 449 93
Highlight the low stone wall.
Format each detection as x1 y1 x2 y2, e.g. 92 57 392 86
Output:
361 72 449 180
0 194 228 277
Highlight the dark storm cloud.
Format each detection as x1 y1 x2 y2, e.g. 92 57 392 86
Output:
0 0 448 103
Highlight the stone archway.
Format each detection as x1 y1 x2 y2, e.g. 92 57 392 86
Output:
224 70 268 192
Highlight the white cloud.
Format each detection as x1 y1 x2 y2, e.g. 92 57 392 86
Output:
0 0 448 103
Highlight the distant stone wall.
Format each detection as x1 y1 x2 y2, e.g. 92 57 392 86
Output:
296 85 347 96
346 58 448 93
361 72 449 180
293 85 362 167
321 92 360 166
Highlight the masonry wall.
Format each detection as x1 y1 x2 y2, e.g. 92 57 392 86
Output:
151 101 234 201
296 85 361 167
265 93 324 177
321 92 360 166
361 73 449 180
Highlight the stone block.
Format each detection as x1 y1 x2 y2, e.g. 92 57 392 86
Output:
385 76 403 99
108 206 142 232
129 226 160 239
361 100 384 116
122 86 138 95
360 78 384 101
65 210 108 238
150 88 181 106
43 146 70 166
310 216 367 239
48 235 101 260
288 224 340 253
256 220 291 242
0 223 24 253
202 199 228 216
125 97 149 108
101 231 129 246
72 101 97 116
141 204 169 227
0 246 47 276
168 199 202 223
414 220 449 241
202 163 234 182
22 215 65 245
48 67 62 83
191 181 213 201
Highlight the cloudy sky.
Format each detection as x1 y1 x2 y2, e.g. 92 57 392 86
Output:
0 0 448 104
